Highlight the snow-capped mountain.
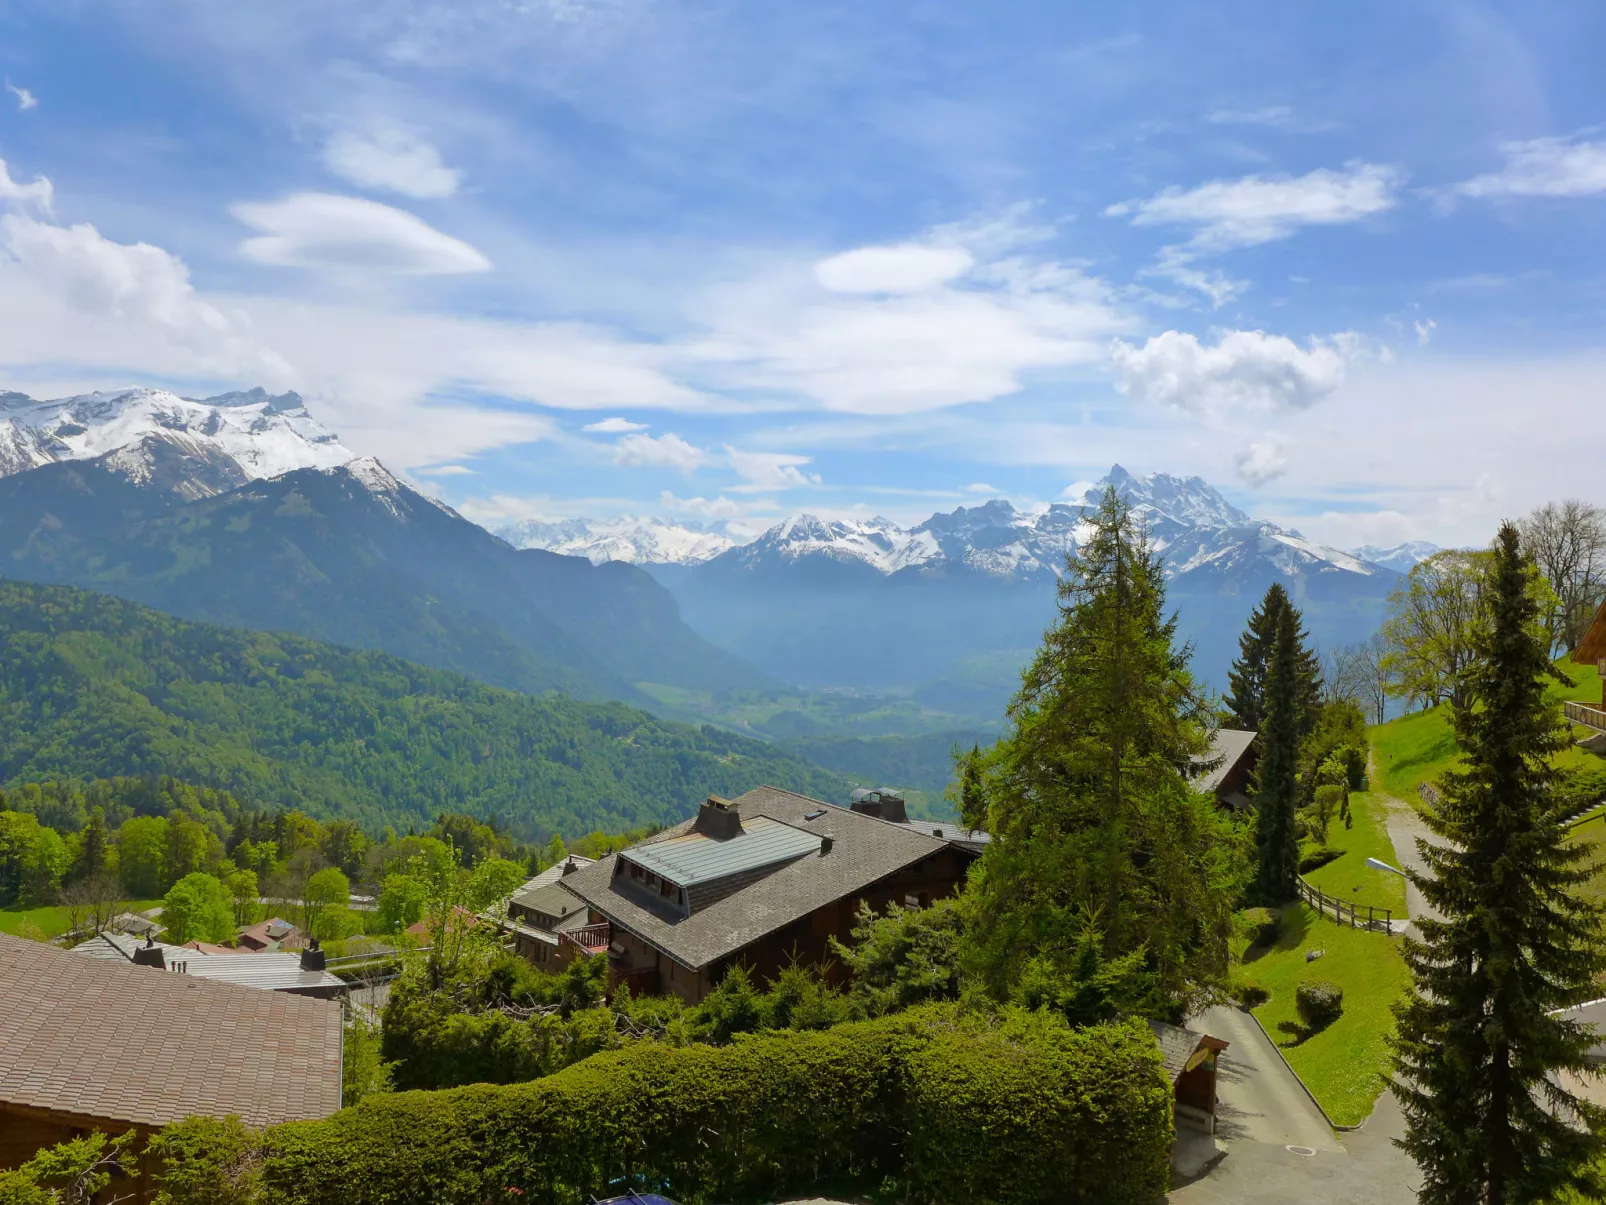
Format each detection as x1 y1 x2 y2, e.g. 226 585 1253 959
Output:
0 386 353 491
1348 541 1440 574
496 515 737 566
712 466 1387 586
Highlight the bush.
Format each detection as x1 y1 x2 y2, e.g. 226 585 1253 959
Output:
1240 907 1280 949
1295 979 1344 1030
1233 980 1270 1009
1298 847 1341 873
261 1005 1173 1205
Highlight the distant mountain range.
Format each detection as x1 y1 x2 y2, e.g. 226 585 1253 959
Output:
0 391 763 707
0 382 1428 735
616 467 1409 709
1346 541 1441 574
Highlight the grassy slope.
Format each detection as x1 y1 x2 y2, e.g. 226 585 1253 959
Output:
0 900 161 939
1371 661 1603 801
1302 787 1408 916
1239 901 1410 1126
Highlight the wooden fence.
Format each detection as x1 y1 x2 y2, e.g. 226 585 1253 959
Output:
1565 700 1606 733
1297 875 1395 934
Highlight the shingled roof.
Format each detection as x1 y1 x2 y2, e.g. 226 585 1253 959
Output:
1577 599 1606 665
561 785 951 970
0 931 342 1130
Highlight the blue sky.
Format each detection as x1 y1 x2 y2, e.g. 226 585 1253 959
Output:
0 0 1602 547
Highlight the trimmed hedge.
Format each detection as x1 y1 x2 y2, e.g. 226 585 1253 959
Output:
1295 979 1344 1029
262 1006 1173 1205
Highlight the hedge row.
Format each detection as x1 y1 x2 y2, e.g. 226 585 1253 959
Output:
262 1005 1173 1205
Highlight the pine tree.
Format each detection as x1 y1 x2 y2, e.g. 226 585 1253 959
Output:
1253 608 1301 902
1392 524 1606 1205
75 806 109 882
960 487 1246 1016
1225 583 1321 733
956 744 987 831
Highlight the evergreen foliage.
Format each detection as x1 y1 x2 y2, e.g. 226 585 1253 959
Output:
958 487 1246 1016
0 579 850 838
1225 583 1320 732
1254 607 1303 903
1391 524 1606 1205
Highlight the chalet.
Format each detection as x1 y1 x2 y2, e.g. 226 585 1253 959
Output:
0 931 341 1189
502 855 597 967
1194 728 1258 809
843 786 991 853
559 787 973 1003
1571 600 1606 744
236 916 304 952
73 931 347 998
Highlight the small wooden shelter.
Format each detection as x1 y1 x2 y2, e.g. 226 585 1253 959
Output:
1149 1021 1231 1134
1569 600 1606 741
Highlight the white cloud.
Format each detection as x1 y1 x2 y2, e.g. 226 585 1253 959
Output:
0 156 52 211
583 416 649 433
690 235 1133 415
0 210 290 383
232 193 491 274
613 431 705 471
1233 436 1290 486
1415 318 1437 345
963 482 998 493
6 82 37 112
1109 329 1348 419
813 244 974 295
660 490 745 519
1451 134 1606 200
723 445 821 491
414 463 475 475
324 126 461 199
1108 162 1402 252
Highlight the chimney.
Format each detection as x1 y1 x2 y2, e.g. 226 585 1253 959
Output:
301 938 327 972
849 788 907 824
132 937 166 970
820 834 834 854
561 857 577 876
692 795 744 840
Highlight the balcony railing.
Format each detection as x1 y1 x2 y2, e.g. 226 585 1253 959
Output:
559 923 612 954
1565 700 1606 733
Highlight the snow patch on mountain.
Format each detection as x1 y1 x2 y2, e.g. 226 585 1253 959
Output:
713 465 1390 585
496 515 737 565
0 386 354 490
1349 541 1440 573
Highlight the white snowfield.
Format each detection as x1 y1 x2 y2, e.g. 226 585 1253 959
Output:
0 386 353 483
497 515 738 565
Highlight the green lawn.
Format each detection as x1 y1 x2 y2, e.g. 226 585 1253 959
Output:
1239 901 1411 1126
1371 660 1604 801
1302 788 1407 917
0 901 162 940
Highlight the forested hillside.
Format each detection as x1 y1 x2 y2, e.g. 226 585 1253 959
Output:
0 580 851 836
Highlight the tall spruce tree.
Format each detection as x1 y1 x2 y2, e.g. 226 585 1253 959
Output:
1252 608 1302 902
1225 583 1321 733
1392 524 1606 1205
959 487 1246 1016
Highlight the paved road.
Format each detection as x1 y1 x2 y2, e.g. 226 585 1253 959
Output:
1170 1005 1421 1204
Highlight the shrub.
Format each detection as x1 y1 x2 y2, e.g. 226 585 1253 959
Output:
1239 907 1281 949
1298 846 1341 873
146 1116 263 1205
1233 980 1270 1009
1295 979 1344 1030
261 1005 1173 1205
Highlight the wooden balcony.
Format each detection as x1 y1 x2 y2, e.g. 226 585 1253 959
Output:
558 922 612 956
1565 700 1606 734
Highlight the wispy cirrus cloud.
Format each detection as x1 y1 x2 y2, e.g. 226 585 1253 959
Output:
5 81 37 112
1449 133 1606 201
323 125 461 199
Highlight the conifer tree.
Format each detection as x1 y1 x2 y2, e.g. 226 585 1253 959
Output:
1225 583 1321 733
1392 524 1606 1205
956 744 986 831
1252 609 1301 902
960 487 1245 1015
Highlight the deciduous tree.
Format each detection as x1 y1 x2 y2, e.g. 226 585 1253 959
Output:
1392 524 1606 1204
1518 498 1606 654
161 872 237 945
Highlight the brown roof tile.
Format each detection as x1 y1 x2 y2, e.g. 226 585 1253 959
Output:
0 931 342 1130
